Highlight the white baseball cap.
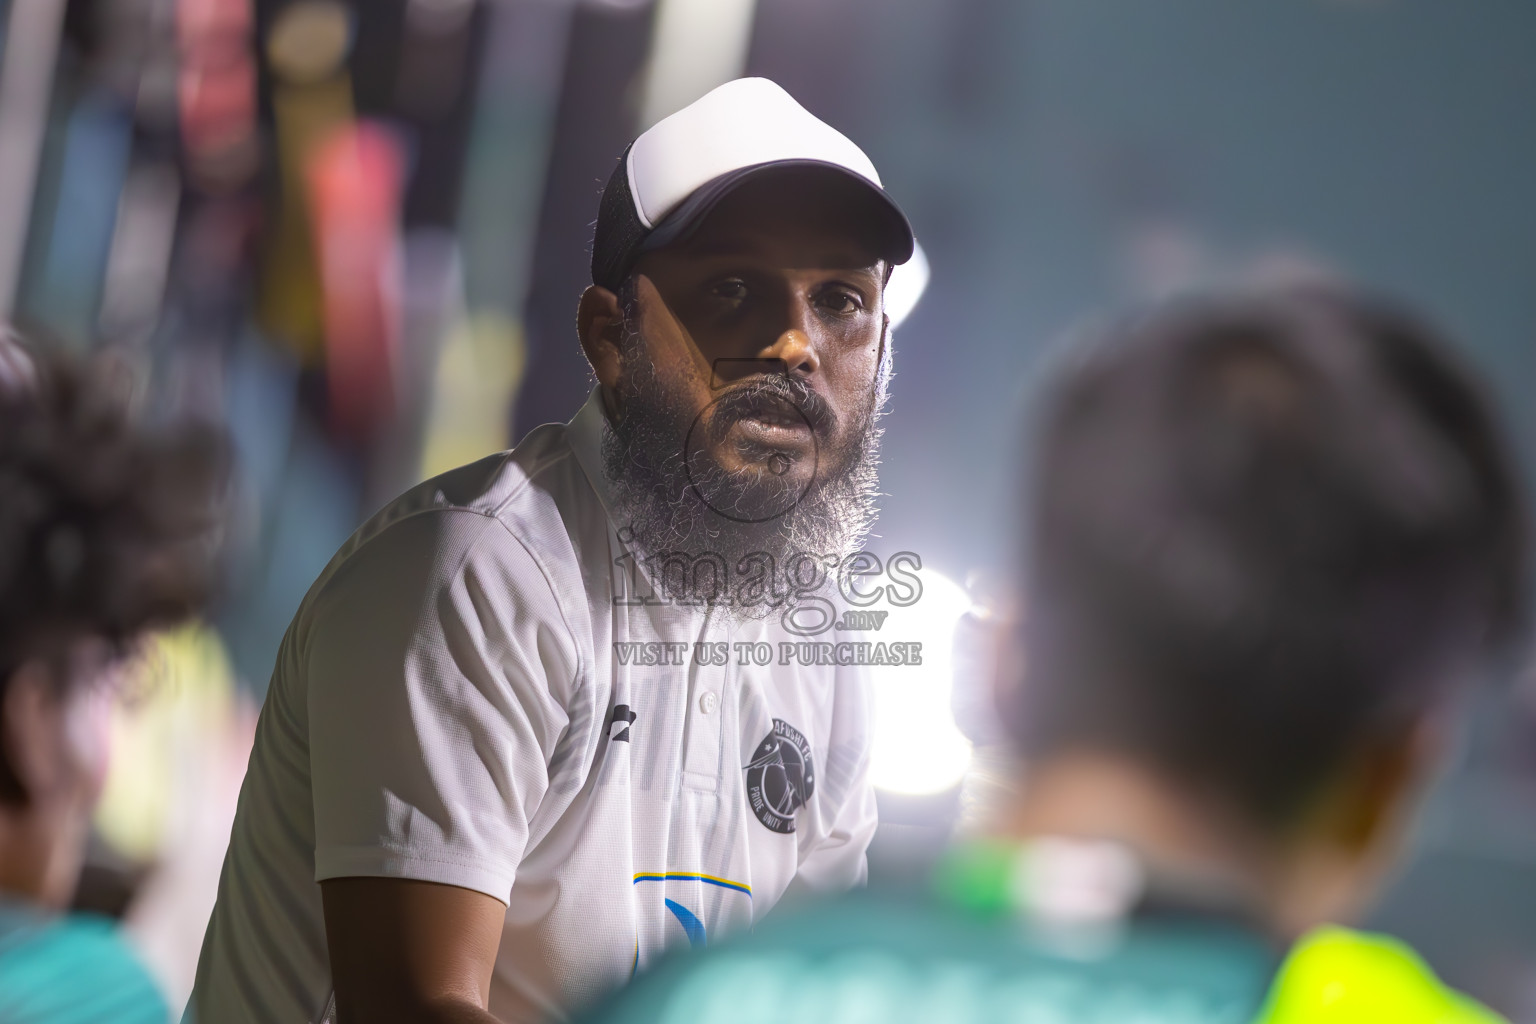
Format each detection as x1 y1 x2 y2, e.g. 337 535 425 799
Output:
590 77 914 290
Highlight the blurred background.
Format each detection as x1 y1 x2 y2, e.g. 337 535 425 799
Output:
3 0 1534 1016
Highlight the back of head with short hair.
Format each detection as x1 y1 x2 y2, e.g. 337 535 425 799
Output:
1017 287 1530 827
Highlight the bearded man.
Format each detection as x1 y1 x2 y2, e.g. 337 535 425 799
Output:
188 78 914 1024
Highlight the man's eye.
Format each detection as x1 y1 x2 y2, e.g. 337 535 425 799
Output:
818 291 863 314
711 280 747 301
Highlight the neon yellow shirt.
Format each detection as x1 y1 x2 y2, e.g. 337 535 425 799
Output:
1262 925 1504 1024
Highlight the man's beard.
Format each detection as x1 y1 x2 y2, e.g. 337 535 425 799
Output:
601 328 890 617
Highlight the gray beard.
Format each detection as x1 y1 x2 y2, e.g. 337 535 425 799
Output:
600 333 890 619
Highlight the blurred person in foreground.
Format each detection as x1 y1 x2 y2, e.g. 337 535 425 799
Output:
580 286 1529 1023
190 78 914 1024
0 341 227 1022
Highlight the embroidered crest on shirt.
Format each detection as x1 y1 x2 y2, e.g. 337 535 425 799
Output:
744 718 815 833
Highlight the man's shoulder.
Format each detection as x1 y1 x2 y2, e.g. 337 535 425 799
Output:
275 420 611 667
319 422 601 590
379 419 592 540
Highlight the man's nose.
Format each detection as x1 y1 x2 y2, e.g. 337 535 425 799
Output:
758 304 819 378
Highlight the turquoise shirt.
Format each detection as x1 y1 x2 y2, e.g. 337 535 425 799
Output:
580 884 1280 1023
0 903 168 1024
579 840 1502 1023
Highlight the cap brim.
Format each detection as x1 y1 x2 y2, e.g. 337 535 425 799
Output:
637 160 915 267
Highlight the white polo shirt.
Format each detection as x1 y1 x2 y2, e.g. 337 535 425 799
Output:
187 392 877 1024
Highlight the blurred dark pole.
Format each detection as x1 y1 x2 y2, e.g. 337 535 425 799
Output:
249 0 489 498
250 0 490 352
159 0 260 413
514 0 654 438
352 0 490 505
0 0 67 326
458 0 571 322
350 0 487 232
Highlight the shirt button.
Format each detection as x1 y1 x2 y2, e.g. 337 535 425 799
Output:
698 691 719 715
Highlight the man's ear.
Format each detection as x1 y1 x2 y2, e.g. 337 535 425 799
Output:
578 285 627 399
1 662 61 807
1274 714 1446 935
1328 715 1444 858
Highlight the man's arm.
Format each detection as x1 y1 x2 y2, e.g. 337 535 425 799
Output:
322 878 506 1024
303 510 581 1021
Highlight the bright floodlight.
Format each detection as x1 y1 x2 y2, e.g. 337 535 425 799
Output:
868 565 973 795
884 240 929 330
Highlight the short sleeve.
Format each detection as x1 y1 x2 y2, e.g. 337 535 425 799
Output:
306 508 580 904
791 663 877 893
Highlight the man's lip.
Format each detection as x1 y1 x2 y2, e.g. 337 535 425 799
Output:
730 416 814 445
740 406 804 428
